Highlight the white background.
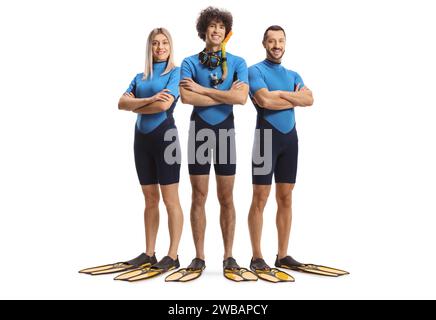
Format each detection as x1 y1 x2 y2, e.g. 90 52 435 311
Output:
1 0 435 300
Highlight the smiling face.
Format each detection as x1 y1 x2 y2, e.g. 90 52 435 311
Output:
152 33 170 62
205 19 226 49
263 30 286 62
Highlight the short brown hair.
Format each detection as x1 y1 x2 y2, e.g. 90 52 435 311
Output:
196 7 233 41
263 25 286 42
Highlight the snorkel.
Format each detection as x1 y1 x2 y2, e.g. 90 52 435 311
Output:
201 30 233 88
220 30 233 83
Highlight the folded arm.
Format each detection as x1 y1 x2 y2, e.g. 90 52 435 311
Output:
118 91 174 114
180 87 221 107
133 99 174 114
279 86 314 107
180 78 248 106
253 88 295 110
201 81 248 105
118 94 154 111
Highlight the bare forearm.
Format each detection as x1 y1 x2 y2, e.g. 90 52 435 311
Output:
118 95 154 110
203 86 248 105
279 90 314 107
180 88 220 107
256 91 295 110
133 101 170 114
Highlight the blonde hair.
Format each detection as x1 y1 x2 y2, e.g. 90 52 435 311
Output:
143 28 175 80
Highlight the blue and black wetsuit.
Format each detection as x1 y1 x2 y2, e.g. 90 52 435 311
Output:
181 51 248 176
125 62 181 185
248 59 304 185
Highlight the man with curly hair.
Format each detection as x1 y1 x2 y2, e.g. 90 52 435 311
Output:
176 7 254 282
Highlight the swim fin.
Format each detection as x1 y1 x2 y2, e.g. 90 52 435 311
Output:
165 258 205 282
79 253 157 275
116 256 180 282
114 264 151 281
275 255 349 277
250 258 294 283
223 257 258 282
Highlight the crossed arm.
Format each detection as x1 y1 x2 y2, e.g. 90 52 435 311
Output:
180 78 249 106
118 90 174 114
253 84 314 110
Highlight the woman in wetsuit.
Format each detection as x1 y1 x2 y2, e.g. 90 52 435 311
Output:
116 28 183 280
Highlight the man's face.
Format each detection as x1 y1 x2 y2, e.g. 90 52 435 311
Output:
205 19 226 47
263 30 286 61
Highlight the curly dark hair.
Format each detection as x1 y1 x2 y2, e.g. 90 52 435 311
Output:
196 6 233 41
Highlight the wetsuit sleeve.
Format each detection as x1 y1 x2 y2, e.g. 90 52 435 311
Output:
235 59 249 84
294 72 305 91
248 66 267 96
165 67 181 99
180 58 193 80
125 75 137 94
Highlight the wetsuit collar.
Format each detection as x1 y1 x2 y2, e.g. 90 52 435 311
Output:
264 58 282 68
153 60 167 71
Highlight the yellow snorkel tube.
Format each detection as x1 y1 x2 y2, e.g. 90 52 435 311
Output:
220 31 233 82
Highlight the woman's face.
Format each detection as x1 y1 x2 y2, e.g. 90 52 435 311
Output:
152 33 170 62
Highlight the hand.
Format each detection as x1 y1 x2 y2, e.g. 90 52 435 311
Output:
120 92 136 111
229 80 244 93
252 95 260 106
293 84 313 107
152 89 173 102
180 78 205 94
295 83 309 92
125 92 135 97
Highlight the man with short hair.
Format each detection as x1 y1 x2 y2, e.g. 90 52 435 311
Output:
248 25 315 279
247 26 348 280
